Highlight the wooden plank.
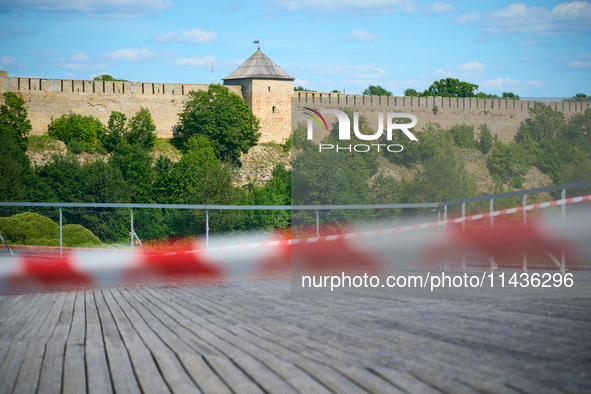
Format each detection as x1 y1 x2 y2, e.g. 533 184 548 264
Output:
94 289 141 394
13 341 46 394
63 343 86 394
110 288 199 393
85 291 113 394
102 289 170 394
146 287 333 393
38 291 76 394
0 341 28 393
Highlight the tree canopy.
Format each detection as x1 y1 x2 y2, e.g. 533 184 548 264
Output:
362 85 392 96
0 92 32 152
173 84 261 161
93 74 129 82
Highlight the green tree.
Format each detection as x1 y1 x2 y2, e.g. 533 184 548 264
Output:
93 74 129 82
478 124 493 154
404 88 420 96
166 136 241 204
561 159 591 197
423 78 479 97
449 123 475 149
173 84 260 161
502 92 520 99
48 112 105 152
0 132 29 201
488 141 532 188
294 86 315 92
36 155 85 202
409 140 477 202
126 107 157 148
362 85 392 96
0 92 32 152
563 93 590 102
109 144 154 203
515 102 566 144
102 111 127 152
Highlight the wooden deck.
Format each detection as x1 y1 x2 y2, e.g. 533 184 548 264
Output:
0 278 590 393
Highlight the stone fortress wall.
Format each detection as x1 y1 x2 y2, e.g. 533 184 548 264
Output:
291 92 591 143
0 71 242 139
1 69 590 144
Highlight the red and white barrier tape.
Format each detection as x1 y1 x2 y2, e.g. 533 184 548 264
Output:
0 194 589 292
202 194 591 251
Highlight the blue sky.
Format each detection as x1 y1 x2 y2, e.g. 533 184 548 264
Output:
0 0 590 96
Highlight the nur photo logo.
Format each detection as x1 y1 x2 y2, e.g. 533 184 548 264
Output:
303 108 418 153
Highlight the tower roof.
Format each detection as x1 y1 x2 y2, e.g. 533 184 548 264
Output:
222 50 294 81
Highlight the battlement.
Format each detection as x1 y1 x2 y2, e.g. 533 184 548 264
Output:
293 91 591 114
2 74 239 97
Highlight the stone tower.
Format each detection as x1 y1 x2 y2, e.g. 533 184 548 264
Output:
223 50 294 143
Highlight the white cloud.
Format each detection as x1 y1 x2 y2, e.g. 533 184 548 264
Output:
427 1 453 13
457 61 487 72
154 29 219 44
432 61 488 80
272 0 416 13
347 29 381 41
170 56 215 68
103 47 156 62
452 12 480 24
523 55 533 62
294 78 311 87
30 50 61 57
484 2 591 36
61 62 111 71
0 56 26 68
517 40 538 47
0 0 173 17
478 78 545 91
568 61 591 69
0 28 36 39
308 65 386 79
70 53 90 63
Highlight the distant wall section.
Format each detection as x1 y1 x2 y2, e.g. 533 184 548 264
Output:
292 92 591 143
0 74 242 138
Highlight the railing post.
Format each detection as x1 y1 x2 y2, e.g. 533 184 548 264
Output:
489 198 494 230
443 205 449 269
489 198 497 271
561 189 566 273
59 207 63 259
206 209 209 249
522 194 527 273
461 203 466 270
130 208 134 255
316 209 319 237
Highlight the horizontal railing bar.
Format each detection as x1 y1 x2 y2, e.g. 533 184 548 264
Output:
437 180 591 209
0 181 588 211
0 202 438 210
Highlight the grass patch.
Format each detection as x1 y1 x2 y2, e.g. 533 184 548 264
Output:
27 134 63 153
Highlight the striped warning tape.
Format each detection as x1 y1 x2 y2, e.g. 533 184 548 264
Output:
201 194 591 251
0 194 589 293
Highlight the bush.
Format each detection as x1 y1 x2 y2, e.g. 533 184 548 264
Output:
0 212 57 245
60 224 102 247
478 124 493 154
449 123 475 149
0 212 102 247
48 112 105 152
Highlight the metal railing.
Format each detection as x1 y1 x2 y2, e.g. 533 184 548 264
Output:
1 181 590 270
